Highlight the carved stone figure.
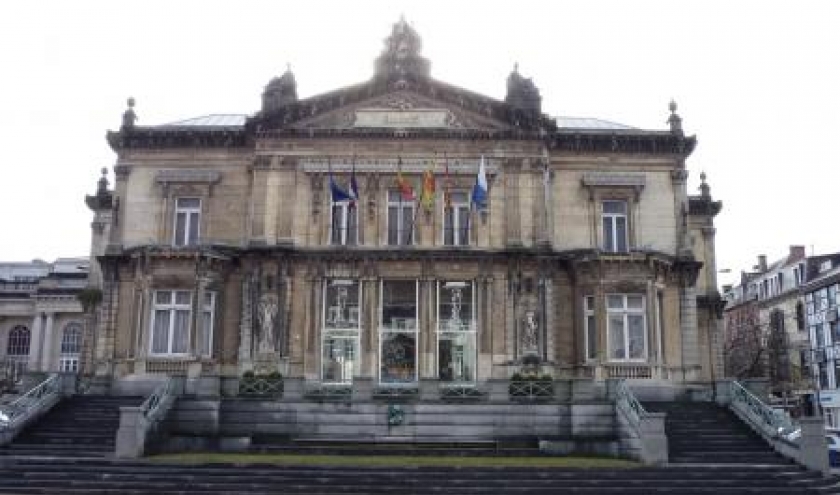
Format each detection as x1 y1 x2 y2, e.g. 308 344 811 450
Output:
521 310 539 356
256 294 279 353
121 97 137 129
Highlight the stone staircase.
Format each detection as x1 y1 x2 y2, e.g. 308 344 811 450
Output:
0 459 833 494
0 395 143 458
0 396 834 493
249 435 542 456
644 401 791 465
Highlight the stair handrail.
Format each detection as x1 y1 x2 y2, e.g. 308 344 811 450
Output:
615 379 647 429
729 380 798 439
141 377 176 423
0 373 62 431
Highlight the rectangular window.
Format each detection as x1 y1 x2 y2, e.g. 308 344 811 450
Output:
150 290 192 356
584 296 597 361
776 273 784 293
387 191 415 246
437 281 475 383
199 292 215 358
173 198 201 247
443 191 470 246
380 280 418 384
606 294 647 361
321 279 361 384
330 201 358 246
602 200 628 253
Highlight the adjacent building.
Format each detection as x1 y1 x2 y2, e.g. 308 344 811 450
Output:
0 258 89 381
801 252 840 427
85 19 723 394
723 248 810 399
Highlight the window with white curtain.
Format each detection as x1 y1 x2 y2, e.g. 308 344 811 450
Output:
606 294 647 361
584 296 597 361
387 191 415 246
59 323 82 372
602 200 628 252
442 191 470 246
150 290 192 356
199 292 216 358
173 198 201 247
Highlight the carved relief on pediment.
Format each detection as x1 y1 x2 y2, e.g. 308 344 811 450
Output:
290 91 510 131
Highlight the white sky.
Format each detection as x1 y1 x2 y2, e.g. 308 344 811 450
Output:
1 0 838 288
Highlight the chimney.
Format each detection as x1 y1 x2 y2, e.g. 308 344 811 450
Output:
758 255 768 272
789 245 806 260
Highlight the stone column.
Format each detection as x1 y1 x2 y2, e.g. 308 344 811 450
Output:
504 162 521 247
40 313 55 372
28 313 43 371
543 276 555 364
237 272 254 373
679 285 700 380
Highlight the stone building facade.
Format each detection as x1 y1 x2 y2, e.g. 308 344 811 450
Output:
0 258 89 379
87 19 722 393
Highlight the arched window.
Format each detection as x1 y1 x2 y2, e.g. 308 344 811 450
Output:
60 323 82 373
7 326 30 358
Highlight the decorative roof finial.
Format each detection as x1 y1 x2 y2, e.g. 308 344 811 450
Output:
506 63 541 113
121 97 137 130
699 171 710 198
667 99 683 136
373 16 430 84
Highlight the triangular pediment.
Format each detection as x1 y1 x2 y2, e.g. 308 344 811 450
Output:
290 89 514 131
249 77 556 134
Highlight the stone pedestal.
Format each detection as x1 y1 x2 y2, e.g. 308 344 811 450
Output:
282 377 305 400
487 379 509 403
185 374 220 397
571 379 598 402
798 417 830 474
115 406 145 458
419 378 439 401
353 377 373 401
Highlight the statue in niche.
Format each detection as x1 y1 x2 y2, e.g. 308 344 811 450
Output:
521 310 539 356
256 293 279 353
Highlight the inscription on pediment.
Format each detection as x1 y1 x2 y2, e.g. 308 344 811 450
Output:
353 109 458 128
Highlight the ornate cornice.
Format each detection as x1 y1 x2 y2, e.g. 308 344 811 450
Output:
549 131 697 157
107 128 248 152
688 195 723 217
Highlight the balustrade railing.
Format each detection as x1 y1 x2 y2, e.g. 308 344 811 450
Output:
141 377 176 423
728 380 798 440
440 383 487 401
373 386 419 400
0 374 61 431
0 359 27 392
305 383 352 401
239 375 284 398
615 379 647 429
508 380 554 400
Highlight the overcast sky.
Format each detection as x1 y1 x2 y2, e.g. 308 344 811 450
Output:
1 0 838 288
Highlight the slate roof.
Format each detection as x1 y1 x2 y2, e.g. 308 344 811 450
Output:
160 114 636 130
